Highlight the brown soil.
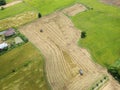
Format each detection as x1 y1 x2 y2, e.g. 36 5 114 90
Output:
19 4 120 90
62 4 87 16
101 0 120 6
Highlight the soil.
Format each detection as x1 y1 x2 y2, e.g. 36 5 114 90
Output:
62 3 87 16
19 4 120 90
101 0 120 7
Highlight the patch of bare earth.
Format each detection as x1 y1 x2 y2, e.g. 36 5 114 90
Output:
19 4 120 90
101 0 120 6
62 4 87 16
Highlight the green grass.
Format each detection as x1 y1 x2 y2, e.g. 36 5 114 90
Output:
0 2 35 20
6 0 15 3
71 0 120 66
0 43 49 90
0 0 77 20
24 0 76 15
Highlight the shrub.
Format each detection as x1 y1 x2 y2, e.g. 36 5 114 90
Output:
12 69 16 73
0 7 4 10
19 34 28 43
38 13 42 18
0 0 6 6
81 31 86 38
108 66 120 82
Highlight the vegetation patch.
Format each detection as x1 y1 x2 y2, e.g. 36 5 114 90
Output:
71 0 120 67
90 76 109 90
0 43 49 90
108 58 120 82
0 11 37 31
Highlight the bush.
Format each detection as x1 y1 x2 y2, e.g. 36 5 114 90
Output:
0 7 4 10
0 0 6 6
19 34 28 43
81 31 86 38
108 66 120 82
12 69 16 73
38 13 42 18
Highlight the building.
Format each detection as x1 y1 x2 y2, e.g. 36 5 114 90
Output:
0 42 8 50
4 28 15 37
14 37 24 44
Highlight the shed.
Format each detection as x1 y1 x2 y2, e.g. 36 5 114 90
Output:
4 28 15 37
14 37 24 44
0 42 8 50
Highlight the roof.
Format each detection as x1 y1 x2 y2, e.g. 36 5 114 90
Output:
4 28 15 37
0 42 8 49
14 37 24 44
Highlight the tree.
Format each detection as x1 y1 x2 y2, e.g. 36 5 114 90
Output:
0 0 6 6
38 13 42 18
108 66 120 82
81 31 86 38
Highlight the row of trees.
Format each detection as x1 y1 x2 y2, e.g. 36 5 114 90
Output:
0 0 6 6
108 66 120 82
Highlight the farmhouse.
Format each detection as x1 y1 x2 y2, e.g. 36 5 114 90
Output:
0 42 8 50
4 28 15 37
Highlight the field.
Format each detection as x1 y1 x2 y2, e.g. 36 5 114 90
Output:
0 0 77 31
6 0 15 3
71 0 120 66
0 2 35 20
0 0 76 20
0 11 37 31
0 0 120 90
19 5 120 89
0 43 49 90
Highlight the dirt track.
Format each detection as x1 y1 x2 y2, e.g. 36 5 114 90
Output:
101 0 120 6
0 0 22 8
19 4 120 90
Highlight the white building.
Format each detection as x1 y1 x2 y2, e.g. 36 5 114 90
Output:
0 42 8 50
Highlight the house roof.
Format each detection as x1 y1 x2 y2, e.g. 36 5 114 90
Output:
4 28 15 37
0 42 8 49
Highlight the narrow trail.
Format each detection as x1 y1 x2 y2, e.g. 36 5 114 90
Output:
0 0 22 8
19 4 120 90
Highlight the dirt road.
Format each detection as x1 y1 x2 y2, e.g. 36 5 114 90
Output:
0 0 22 8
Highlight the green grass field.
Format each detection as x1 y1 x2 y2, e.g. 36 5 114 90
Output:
24 0 76 15
6 0 15 3
0 2 35 20
0 43 50 90
72 0 120 66
0 0 76 20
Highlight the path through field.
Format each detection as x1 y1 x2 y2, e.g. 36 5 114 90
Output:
19 4 120 90
0 0 22 8
101 0 120 6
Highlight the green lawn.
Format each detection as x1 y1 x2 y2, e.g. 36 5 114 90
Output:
24 0 76 15
72 0 120 66
0 43 50 90
0 2 35 20
6 0 15 3
0 0 77 19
